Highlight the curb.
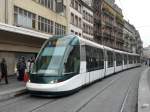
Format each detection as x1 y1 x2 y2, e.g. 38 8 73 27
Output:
138 68 150 112
0 87 27 101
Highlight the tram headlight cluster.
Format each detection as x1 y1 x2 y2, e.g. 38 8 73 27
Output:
49 80 58 84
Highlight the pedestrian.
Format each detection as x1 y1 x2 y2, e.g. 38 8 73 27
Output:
23 59 30 82
16 58 21 81
17 57 26 81
30 56 35 72
0 58 8 84
26 59 31 73
145 60 147 66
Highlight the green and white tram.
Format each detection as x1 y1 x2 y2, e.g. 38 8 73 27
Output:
26 35 141 96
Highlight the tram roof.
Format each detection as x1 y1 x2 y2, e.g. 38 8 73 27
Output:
77 35 139 56
47 35 140 56
78 36 104 49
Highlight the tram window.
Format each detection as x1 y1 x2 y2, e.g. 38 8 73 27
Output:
98 49 104 69
93 48 99 70
85 45 104 72
116 53 122 66
124 54 127 65
136 56 138 63
85 45 90 72
129 55 132 64
33 46 66 75
131 56 133 64
32 36 80 76
63 45 80 75
107 51 114 68
134 56 136 63
80 45 86 61
137 56 140 63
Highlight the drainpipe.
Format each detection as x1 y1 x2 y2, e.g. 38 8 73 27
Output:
5 0 8 24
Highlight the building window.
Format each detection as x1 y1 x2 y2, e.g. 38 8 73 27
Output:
83 10 85 19
79 18 81 28
55 23 66 35
71 0 74 7
38 0 54 10
83 10 93 24
83 23 85 33
38 16 54 34
71 30 74 33
14 6 36 29
79 33 81 37
71 13 74 24
78 4 81 12
75 16 78 26
75 32 78 35
75 1 78 10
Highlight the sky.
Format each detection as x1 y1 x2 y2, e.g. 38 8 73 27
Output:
115 0 150 47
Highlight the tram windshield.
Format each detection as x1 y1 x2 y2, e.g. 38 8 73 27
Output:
31 35 80 76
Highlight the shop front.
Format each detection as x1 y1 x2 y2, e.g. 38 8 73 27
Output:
0 23 50 75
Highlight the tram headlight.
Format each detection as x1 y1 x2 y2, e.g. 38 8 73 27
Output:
49 80 58 84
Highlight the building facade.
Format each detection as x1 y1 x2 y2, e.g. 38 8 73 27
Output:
93 0 102 44
123 20 135 53
0 0 143 75
101 0 124 50
123 20 143 55
135 30 143 55
93 0 124 50
82 1 93 40
68 0 94 40
68 0 83 37
0 0 67 75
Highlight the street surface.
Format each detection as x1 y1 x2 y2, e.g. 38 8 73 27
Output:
0 67 144 112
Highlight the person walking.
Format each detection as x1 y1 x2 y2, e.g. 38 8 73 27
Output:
17 57 26 81
26 59 31 73
16 58 21 80
0 58 8 84
20 57 26 81
30 56 35 72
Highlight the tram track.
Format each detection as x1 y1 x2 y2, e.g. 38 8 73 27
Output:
28 75 122 112
30 99 57 112
73 67 142 112
0 94 58 112
26 68 125 112
74 71 128 112
119 75 135 112
119 67 141 112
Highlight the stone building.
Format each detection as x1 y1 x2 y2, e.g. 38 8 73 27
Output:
68 0 94 40
0 0 67 75
93 0 102 44
102 0 124 50
0 0 94 75
82 1 94 40
123 20 135 53
93 0 124 50
123 20 143 55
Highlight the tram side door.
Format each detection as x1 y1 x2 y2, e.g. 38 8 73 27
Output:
80 61 90 85
80 45 90 85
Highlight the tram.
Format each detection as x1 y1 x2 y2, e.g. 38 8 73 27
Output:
26 35 141 96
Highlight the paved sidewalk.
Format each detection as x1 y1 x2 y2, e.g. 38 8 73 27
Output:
0 75 27 101
138 67 150 112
